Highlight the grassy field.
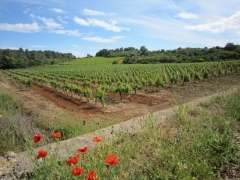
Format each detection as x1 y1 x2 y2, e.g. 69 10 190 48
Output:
66 56 123 65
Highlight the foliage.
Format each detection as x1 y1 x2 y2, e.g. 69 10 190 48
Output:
95 47 138 57
123 43 240 64
3 60 240 107
0 48 76 69
0 89 22 115
95 43 240 64
69 56 122 65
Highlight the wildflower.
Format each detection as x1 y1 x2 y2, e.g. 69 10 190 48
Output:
72 167 84 176
77 146 88 154
105 154 119 165
33 134 43 143
92 136 102 142
87 170 96 180
67 155 80 166
52 131 61 138
37 150 48 159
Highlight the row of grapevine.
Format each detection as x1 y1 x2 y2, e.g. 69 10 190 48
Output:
3 61 240 106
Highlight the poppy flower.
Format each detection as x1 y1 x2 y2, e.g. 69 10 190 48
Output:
52 131 61 138
87 170 96 180
37 150 48 159
77 146 88 154
104 154 119 165
67 155 80 166
33 134 43 143
72 167 84 176
92 136 102 142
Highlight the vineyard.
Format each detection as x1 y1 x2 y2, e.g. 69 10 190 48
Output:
2 59 240 111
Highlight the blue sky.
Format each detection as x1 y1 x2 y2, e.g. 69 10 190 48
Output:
0 0 240 57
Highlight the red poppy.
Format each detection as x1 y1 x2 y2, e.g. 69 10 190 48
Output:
37 150 48 159
52 131 61 138
92 136 102 142
33 134 43 143
67 155 80 166
104 154 119 165
87 170 96 180
72 167 84 176
77 146 88 154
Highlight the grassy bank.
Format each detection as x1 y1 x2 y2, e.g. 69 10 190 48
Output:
27 89 240 179
0 88 27 155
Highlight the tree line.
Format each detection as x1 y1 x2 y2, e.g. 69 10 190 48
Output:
95 47 138 57
95 43 240 64
0 48 76 69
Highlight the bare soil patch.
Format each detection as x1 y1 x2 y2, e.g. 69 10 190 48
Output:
1 72 240 123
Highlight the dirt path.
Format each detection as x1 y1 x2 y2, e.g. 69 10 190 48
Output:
1 72 240 124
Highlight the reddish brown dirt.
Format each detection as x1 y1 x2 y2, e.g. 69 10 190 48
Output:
1 72 240 123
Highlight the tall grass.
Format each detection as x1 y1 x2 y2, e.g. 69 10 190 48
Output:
28 89 240 179
0 89 22 115
0 89 26 155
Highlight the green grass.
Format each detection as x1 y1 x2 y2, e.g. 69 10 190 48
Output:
67 56 123 65
0 88 28 155
35 117 120 140
0 89 23 115
27 88 240 179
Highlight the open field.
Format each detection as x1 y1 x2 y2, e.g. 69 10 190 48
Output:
1 59 240 136
2 60 240 119
0 58 240 179
0 59 239 152
65 56 123 65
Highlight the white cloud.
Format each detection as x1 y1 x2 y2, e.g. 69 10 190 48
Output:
177 12 198 19
23 8 30 14
83 9 105 16
74 17 129 32
184 11 240 33
40 17 62 30
73 16 90 26
29 13 35 18
88 19 130 32
30 14 62 30
51 8 66 14
57 16 67 24
49 29 81 36
82 36 125 43
0 22 41 33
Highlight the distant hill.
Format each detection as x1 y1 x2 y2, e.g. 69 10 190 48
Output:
95 43 240 64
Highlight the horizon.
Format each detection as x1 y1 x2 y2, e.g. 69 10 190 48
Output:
0 0 240 58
